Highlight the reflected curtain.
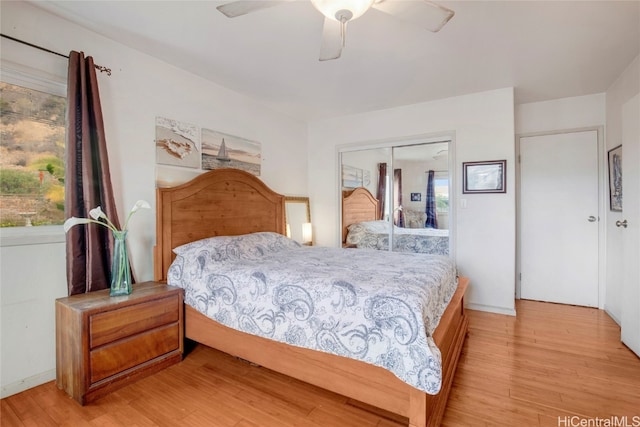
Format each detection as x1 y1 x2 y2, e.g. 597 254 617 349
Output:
65 51 121 296
393 168 404 227
376 163 387 220
425 170 438 228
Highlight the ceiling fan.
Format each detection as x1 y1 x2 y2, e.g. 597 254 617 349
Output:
216 0 455 61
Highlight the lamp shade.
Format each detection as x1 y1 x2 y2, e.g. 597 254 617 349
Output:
302 222 313 244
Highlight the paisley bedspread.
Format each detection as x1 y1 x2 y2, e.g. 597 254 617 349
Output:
346 220 449 255
167 232 458 394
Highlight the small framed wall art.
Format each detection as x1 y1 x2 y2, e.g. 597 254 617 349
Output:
463 160 506 194
607 145 622 212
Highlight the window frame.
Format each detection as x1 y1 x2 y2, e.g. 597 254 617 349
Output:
0 63 67 247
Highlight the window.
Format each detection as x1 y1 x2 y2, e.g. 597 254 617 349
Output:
0 81 66 227
434 175 449 214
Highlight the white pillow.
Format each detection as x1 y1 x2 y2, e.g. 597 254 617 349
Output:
359 220 392 233
173 231 300 262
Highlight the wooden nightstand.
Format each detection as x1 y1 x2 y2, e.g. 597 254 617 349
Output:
55 282 184 405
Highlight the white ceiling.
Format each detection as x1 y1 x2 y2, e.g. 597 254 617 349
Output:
30 0 640 121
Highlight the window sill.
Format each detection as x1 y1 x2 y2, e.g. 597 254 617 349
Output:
0 226 65 247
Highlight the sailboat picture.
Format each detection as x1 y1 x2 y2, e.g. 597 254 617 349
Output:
201 128 261 176
216 138 231 162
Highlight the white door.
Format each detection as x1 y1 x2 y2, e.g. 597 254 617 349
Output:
520 130 600 307
621 94 640 357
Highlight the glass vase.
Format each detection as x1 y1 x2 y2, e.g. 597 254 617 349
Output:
110 230 132 296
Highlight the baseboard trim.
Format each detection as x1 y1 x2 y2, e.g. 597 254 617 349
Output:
466 302 517 316
1 369 55 399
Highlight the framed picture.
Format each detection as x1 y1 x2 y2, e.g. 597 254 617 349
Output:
410 192 422 202
201 128 262 176
342 164 363 188
363 170 371 186
155 116 201 169
463 160 506 194
608 145 622 212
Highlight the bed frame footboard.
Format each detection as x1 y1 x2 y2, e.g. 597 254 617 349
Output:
184 278 468 427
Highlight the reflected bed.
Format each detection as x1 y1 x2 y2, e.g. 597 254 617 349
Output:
342 187 449 255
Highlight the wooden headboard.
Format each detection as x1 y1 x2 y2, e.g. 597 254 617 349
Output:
154 168 285 282
342 187 379 243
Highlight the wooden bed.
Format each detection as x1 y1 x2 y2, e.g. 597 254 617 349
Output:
154 168 468 427
342 186 380 244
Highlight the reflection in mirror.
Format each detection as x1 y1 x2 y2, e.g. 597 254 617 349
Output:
340 141 451 256
341 148 391 246
391 144 450 254
393 144 449 230
285 197 312 245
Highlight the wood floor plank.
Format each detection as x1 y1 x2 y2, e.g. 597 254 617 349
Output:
307 404 381 427
2 299 639 427
187 404 242 426
0 399 24 427
232 387 317 425
376 417 405 427
4 390 59 427
441 300 640 426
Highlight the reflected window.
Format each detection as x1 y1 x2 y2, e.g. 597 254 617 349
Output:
434 175 449 214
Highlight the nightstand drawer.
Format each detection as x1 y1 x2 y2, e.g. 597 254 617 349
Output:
90 323 180 383
90 294 180 348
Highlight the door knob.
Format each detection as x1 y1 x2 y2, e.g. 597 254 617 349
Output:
616 220 628 228
588 216 597 222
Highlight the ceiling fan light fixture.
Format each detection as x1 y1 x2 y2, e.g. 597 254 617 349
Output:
310 0 375 22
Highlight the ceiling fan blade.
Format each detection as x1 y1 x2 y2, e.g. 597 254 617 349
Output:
372 0 454 32
216 1 293 18
319 17 343 61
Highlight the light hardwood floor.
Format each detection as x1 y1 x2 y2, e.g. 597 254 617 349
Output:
2 299 639 426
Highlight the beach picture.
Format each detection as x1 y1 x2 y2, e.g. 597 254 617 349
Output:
155 117 200 168
201 128 261 175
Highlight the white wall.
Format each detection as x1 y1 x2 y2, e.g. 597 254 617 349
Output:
515 94 606 135
308 88 517 315
0 241 67 397
604 55 640 324
0 0 307 397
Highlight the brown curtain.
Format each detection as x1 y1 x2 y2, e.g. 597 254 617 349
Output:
425 170 438 228
65 51 121 296
393 168 404 227
376 163 387 220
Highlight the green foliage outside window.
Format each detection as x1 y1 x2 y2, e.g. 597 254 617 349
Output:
0 169 40 194
0 82 66 227
436 194 449 212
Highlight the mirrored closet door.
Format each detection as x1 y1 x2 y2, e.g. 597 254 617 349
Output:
340 138 453 257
